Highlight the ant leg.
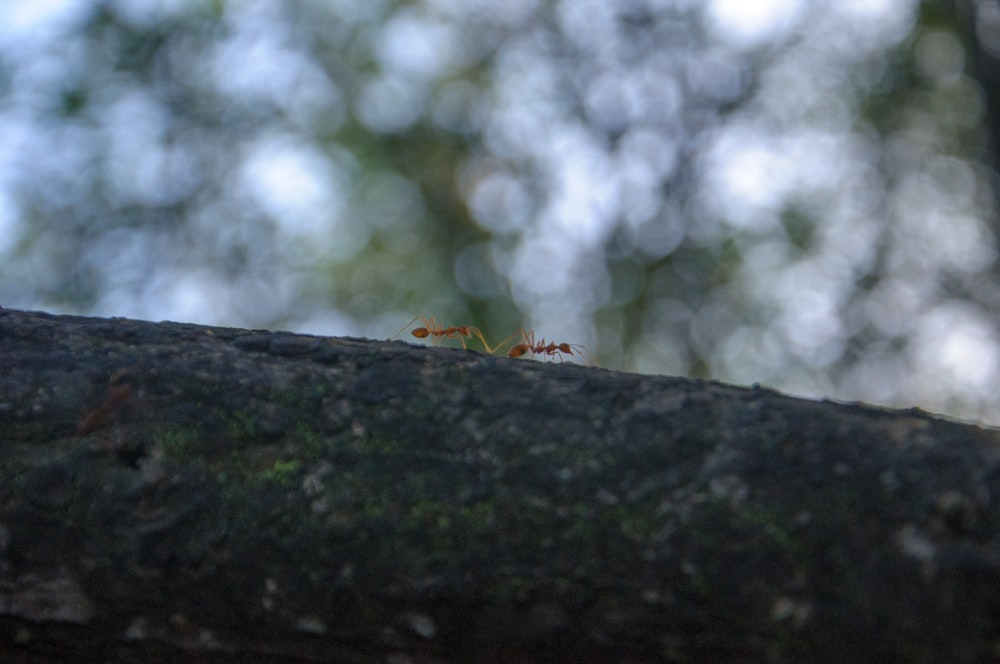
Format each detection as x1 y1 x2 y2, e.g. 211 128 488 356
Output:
393 315 421 340
488 331 521 355
469 327 503 354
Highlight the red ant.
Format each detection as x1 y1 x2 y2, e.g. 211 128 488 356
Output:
394 315 495 353
506 330 588 363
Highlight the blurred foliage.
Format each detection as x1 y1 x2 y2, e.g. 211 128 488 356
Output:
2 0 1000 423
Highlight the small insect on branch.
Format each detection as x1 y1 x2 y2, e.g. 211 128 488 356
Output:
394 315 497 353
507 329 590 363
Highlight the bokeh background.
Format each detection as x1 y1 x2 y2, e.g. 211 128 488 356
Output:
3 0 1000 423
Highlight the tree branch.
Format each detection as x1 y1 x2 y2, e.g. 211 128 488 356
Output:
1 307 999 663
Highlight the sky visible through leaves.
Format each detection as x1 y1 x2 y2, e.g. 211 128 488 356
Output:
1 0 999 424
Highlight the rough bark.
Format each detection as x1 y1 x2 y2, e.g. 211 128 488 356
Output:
2 307 1000 663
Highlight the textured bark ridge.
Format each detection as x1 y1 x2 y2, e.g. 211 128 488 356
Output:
1 307 1000 663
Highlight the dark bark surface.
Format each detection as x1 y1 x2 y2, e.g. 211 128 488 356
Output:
2 307 1000 663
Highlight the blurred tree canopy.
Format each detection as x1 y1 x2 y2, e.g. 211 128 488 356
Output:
1 0 999 423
